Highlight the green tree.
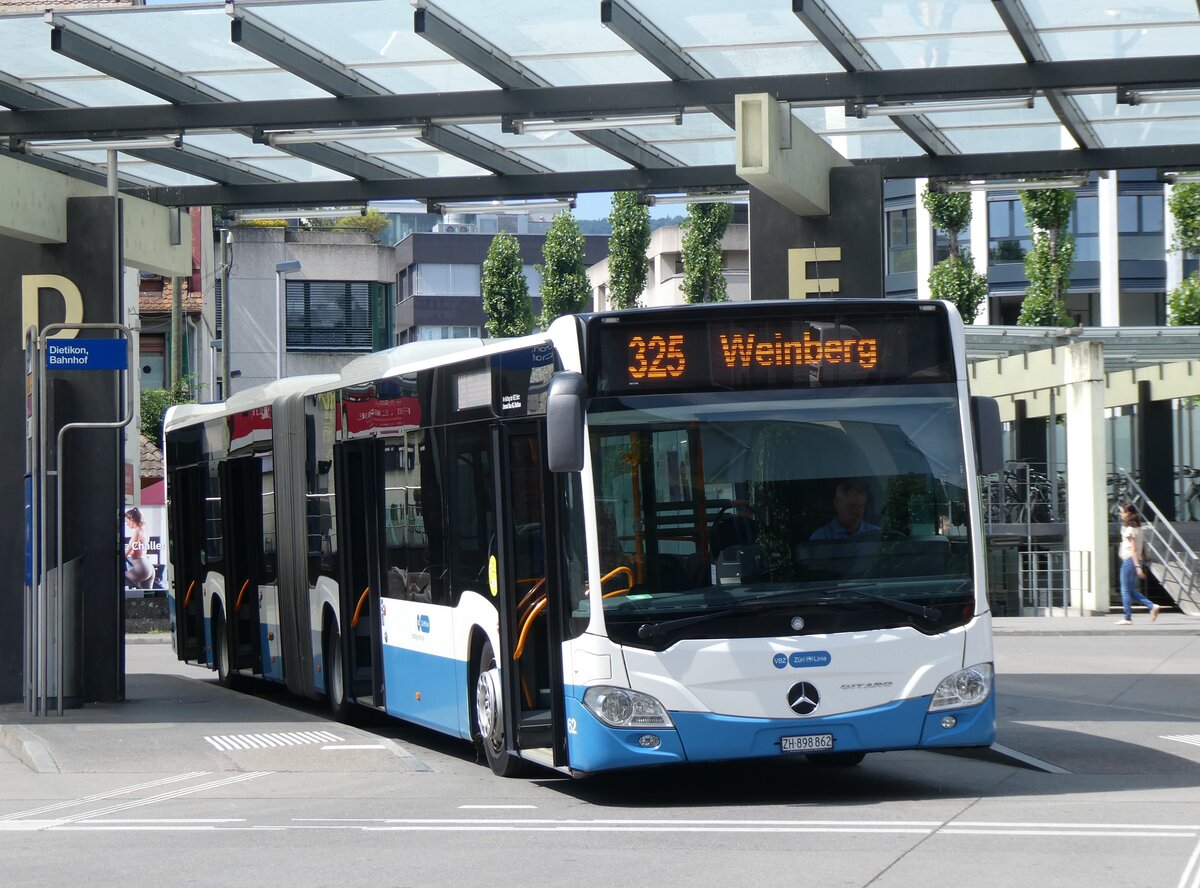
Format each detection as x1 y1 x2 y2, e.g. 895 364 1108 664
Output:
681 202 734 304
334 209 390 241
481 231 533 338
140 382 192 449
922 186 987 322
1168 182 1200 326
537 211 591 327
1018 188 1076 326
607 191 651 309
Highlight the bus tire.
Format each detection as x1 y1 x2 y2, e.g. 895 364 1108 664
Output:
807 751 866 767
325 621 351 723
213 607 235 690
475 640 524 777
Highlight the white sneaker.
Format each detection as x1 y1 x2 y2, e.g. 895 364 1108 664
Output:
1114 619 1132 625
1151 605 1162 622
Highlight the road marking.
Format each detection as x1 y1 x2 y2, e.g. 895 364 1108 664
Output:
321 744 387 751
990 743 1072 774
0 772 209 822
1164 735 1200 749
54 772 272 827
204 731 343 751
1180 836 1200 888
458 805 538 810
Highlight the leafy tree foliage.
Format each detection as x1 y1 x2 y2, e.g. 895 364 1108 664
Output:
481 231 533 338
1018 189 1076 326
140 383 192 448
607 191 651 309
537 211 591 327
681 202 734 304
922 185 986 321
1168 183 1200 326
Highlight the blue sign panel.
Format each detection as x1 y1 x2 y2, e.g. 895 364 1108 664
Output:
45 338 127 371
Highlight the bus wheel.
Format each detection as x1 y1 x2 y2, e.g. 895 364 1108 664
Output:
808 751 866 767
325 622 350 722
214 608 234 690
475 640 523 777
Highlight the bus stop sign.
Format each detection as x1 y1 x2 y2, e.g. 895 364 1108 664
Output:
45 338 127 371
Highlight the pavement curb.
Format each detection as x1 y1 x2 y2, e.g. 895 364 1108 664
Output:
0 724 59 774
125 633 172 645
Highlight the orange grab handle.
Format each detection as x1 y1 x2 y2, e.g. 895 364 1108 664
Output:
514 597 548 661
516 578 546 616
183 580 196 609
234 579 250 613
351 586 371 629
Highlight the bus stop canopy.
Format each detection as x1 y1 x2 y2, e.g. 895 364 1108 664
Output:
2 0 1200 208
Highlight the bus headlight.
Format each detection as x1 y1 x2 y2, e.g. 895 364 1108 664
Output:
583 686 674 728
928 663 993 712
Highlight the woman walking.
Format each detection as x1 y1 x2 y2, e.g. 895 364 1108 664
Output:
1116 504 1161 625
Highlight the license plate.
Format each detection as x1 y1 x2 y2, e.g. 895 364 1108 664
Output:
780 733 834 753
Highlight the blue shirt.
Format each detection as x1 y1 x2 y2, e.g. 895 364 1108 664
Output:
809 520 880 541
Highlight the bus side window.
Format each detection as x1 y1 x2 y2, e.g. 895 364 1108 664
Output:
445 424 494 603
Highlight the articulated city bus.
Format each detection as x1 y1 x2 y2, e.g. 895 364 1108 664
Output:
164 299 1002 776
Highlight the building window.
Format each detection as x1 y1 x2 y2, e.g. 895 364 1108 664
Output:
887 208 916 274
933 229 971 263
988 198 1031 265
1070 195 1099 262
414 263 482 296
416 326 482 341
521 264 542 301
1118 193 1165 260
285 280 372 352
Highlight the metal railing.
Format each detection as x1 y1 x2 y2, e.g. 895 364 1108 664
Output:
1114 468 1200 617
1018 549 1090 616
981 461 1066 531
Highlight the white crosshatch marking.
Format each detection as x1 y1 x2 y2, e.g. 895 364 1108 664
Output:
1162 735 1200 749
204 731 343 751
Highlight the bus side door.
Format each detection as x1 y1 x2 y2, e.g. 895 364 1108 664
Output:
494 422 568 767
219 457 264 673
167 464 206 662
332 438 385 709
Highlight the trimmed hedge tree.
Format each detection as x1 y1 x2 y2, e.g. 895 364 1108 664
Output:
681 202 734 304
537 211 591 327
1018 188 1075 327
482 231 533 338
922 186 987 323
1168 182 1200 326
607 191 651 309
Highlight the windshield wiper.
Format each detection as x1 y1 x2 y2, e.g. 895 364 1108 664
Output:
823 585 943 623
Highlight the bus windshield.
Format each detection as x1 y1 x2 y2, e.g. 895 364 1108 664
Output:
589 384 974 648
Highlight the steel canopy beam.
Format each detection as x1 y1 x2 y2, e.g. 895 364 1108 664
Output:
127 164 744 208
600 0 734 127
992 0 1101 150
231 6 540 176
871 143 1200 179
5 54 1200 140
50 13 413 182
415 3 676 169
230 12 386 99
792 0 955 156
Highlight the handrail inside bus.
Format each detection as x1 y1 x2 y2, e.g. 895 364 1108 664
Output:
234 578 250 613
183 580 196 609
351 586 371 629
515 577 546 616
514 596 548 661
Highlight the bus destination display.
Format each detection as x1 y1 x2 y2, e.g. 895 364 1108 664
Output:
594 310 952 395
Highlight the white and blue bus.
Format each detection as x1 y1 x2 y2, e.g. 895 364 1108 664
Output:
165 299 1002 776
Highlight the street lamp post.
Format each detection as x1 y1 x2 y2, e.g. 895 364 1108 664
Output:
275 259 302 379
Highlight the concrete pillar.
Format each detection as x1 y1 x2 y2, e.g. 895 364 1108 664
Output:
1137 379 1175 519
970 189 990 325
1064 341 1110 613
1098 171 1120 327
915 178 933 300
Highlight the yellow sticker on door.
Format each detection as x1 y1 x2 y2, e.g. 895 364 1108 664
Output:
488 554 498 598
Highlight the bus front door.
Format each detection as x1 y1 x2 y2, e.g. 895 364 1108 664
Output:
333 439 385 709
493 423 568 770
167 465 205 662
218 457 264 675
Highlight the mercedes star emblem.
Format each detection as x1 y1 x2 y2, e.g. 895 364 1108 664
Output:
787 681 820 715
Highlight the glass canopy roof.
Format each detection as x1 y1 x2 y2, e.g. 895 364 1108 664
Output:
0 0 1197 205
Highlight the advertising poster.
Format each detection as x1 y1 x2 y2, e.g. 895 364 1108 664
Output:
122 505 166 598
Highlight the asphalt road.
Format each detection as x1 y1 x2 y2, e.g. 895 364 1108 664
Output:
1 622 1198 888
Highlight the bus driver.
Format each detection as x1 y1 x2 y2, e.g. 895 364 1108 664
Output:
809 480 879 541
